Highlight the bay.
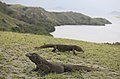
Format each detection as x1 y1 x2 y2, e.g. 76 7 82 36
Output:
51 16 120 43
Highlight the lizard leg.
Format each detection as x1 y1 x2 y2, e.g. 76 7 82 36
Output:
72 49 77 55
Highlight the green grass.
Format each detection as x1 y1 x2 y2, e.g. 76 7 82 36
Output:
0 31 120 79
0 11 51 35
0 1 111 36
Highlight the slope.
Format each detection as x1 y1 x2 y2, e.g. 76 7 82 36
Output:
0 12 50 35
0 1 112 36
0 1 54 35
9 4 111 26
0 31 119 79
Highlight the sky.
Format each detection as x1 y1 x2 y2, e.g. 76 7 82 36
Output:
1 0 120 16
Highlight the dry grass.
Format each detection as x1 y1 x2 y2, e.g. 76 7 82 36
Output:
0 31 120 79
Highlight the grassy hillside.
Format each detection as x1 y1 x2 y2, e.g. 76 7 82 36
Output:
0 1 112 36
0 12 50 35
0 1 55 35
9 5 111 26
0 31 120 79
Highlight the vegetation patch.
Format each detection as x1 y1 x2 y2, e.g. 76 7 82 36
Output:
0 31 120 79
0 1 111 36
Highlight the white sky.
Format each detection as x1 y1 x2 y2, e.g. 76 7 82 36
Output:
1 0 120 15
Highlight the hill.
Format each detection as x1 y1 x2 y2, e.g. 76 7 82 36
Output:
0 1 55 35
0 1 53 35
0 12 51 35
0 1 111 36
0 31 120 79
109 11 120 16
9 4 111 26
117 16 120 19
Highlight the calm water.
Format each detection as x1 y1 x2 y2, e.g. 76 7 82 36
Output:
51 16 120 43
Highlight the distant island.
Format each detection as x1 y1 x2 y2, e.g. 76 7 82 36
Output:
0 1 111 36
109 11 120 15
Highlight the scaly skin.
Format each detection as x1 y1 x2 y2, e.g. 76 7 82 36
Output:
34 44 84 55
26 53 99 76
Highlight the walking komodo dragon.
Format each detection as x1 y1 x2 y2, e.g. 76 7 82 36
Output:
26 53 99 76
34 44 84 55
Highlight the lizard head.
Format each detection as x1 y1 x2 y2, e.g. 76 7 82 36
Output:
26 53 43 65
75 46 84 53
